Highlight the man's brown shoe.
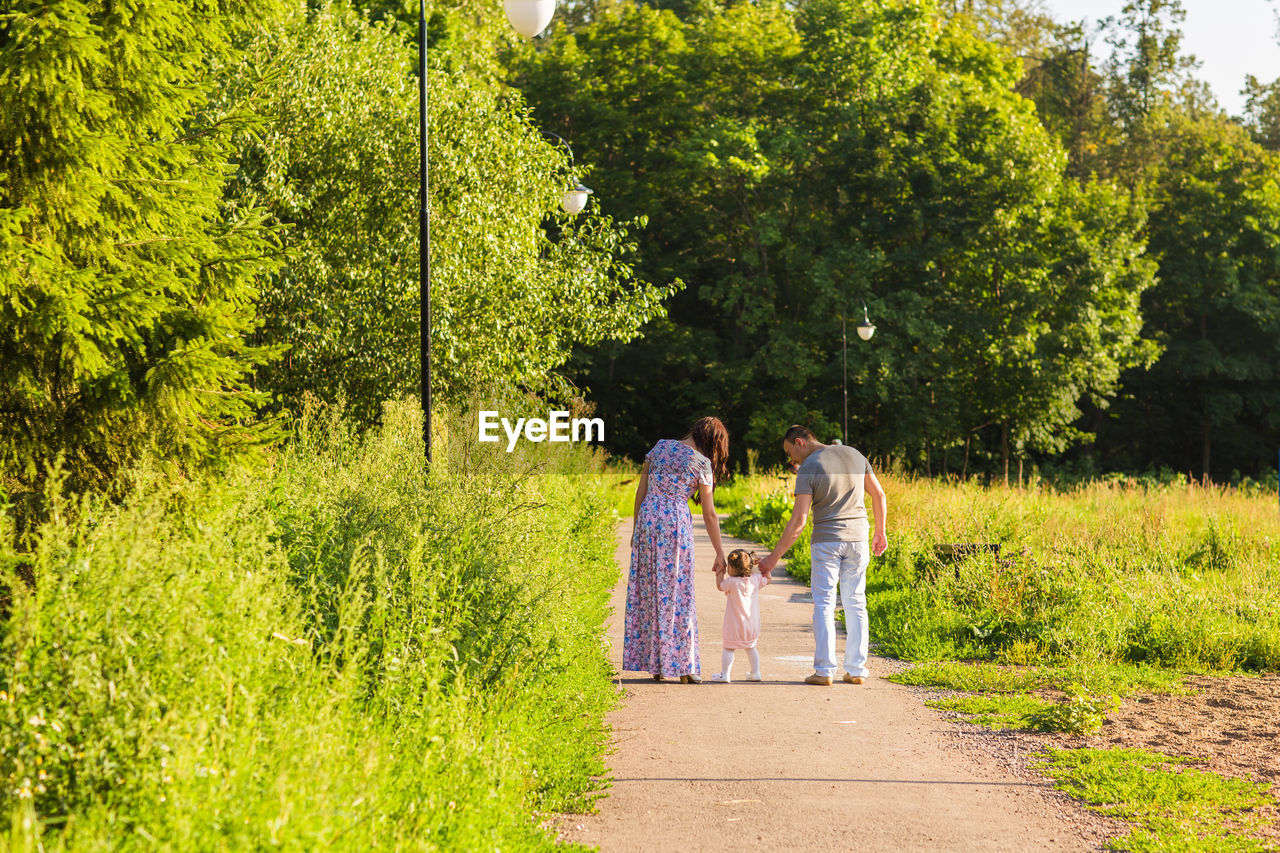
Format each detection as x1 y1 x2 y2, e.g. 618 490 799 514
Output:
804 673 833 686
843 674 866 685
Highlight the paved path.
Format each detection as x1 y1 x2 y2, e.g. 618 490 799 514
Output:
558 516 1094 852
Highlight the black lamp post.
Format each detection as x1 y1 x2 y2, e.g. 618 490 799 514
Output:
419 0 557 464
842 298 876 445
419 0 432 463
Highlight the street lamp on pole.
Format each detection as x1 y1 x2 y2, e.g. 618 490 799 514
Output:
504 0 555 37
420 0 557 464
842 298 876 445
539 130 593 215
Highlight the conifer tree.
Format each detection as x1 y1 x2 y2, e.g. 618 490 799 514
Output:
0 0 283 494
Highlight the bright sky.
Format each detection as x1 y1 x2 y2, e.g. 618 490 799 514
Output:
1041 0 1280 115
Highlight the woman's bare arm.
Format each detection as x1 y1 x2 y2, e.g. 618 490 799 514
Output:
698 482 726 573
632 460 651 519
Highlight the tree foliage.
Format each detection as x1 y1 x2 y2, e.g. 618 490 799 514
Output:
518 0 1156 476
4 0 1278 488
1 0 677 495
0 0 284 492
1022 0 1280 479
1096 115 1280 477
224 3 675 423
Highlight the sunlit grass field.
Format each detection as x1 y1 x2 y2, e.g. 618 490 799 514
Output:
712 472 1280 673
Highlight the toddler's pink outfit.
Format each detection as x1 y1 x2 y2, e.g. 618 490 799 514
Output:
712 572 770 682
719 573 769 648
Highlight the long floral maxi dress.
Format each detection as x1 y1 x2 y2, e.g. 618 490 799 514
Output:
622 439 714 678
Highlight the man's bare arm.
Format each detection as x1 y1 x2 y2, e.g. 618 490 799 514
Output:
758 493 813 575
865 470 888 556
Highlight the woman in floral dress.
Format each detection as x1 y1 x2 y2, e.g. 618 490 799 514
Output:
623 417 730 683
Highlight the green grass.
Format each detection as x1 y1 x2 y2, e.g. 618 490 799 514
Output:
719 485 813 583
891 660 1047 693
890 661 1188 697
717 472 1280 673
0 402 618 851
924 689 1119 734
596 464 641 517
1046 662 1191 697
925 694 1059 729
1036 748 1277 851
896 660 1188 737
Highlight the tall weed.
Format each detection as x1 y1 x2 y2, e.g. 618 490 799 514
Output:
0 401 616 850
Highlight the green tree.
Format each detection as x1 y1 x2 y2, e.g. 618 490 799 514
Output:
1097 0 1202 186
1096 115 1280 479
0 0 284 494
1242 74 1280 150
1102 0 1194 129
519 0 1154 475
225 3 673 422
940 0 1056 60
1017 22 1112 178
522 0 800 454
1028 0 1280 480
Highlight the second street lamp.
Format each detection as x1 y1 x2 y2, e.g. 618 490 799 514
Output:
856 300 876 341
420 0 558 464
562 178 593 215
843 298 876 445
540 130 593 215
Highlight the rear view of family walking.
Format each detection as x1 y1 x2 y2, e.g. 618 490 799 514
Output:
622 419 889 685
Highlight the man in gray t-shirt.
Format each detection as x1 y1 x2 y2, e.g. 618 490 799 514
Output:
760 425 888 686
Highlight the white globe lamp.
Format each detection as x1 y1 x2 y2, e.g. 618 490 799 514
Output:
562 181 592 215
505 0 556 38
856 301 876 341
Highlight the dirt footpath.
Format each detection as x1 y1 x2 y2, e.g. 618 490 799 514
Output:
557 517 1097 852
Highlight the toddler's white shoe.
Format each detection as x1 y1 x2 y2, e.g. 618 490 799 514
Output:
745 672 763 682
709 673 731 683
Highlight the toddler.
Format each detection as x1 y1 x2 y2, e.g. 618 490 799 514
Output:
710 549 771 683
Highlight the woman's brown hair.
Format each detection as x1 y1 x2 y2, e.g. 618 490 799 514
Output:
687 416 729 503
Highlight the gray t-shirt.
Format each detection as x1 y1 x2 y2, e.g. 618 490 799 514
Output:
794 445 872 543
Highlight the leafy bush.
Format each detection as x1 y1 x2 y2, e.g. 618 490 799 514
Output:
1026 688 1120 735
0 402 616 850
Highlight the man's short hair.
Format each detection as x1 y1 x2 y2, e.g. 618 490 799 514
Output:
783 424 816 444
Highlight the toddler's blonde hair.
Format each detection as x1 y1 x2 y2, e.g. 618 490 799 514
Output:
726 549 757 578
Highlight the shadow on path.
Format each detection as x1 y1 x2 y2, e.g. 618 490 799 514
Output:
612 777 1054 787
